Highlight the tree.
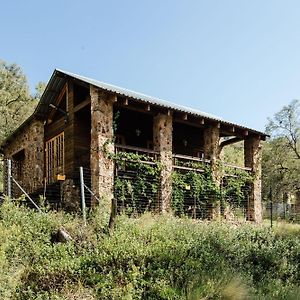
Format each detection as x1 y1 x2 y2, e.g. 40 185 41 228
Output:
263 100 300 201
0 59 46 191
266 100 300 159
0 60 41 142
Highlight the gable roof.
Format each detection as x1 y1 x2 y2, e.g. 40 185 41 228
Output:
2 69 267 148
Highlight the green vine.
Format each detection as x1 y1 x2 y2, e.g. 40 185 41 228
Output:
113 151 161 214
221 167 253 207
172 163 221 217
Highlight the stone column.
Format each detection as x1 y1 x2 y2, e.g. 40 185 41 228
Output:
30 120 44 192
153 113 173 212
244 136 262 223
90 86 114 207
203 123 221 218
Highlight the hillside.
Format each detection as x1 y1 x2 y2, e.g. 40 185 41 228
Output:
1 199 300 299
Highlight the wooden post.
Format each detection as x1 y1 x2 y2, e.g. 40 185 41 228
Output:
79 166 87 225
7 159 12 198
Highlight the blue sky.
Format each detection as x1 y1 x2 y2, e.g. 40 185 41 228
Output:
2 0 300 131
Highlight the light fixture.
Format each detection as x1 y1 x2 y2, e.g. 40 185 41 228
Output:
183 139 188 147
49 103 69 123
135 128 141 137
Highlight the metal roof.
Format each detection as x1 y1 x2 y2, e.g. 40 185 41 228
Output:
1 68 267 148
57 69 223 121
55 69 266 136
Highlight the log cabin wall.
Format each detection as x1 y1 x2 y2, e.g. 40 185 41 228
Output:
45 80 80 179
74 106 91 170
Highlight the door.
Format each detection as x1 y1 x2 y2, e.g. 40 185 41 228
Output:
45 132 64 184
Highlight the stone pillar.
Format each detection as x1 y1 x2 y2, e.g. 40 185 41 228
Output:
244 136 262 223
203 123 221 218
153 113 173 212
90 86 114 207
30 120 44 192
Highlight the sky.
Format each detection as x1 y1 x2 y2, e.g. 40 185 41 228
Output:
1 0 300 132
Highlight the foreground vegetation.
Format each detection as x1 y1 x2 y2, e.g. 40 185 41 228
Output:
1 200 300 299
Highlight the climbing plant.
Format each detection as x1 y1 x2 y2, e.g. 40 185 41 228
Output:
172 163 221 218
172 160 253 218
113 151 161 214
221 167 253 208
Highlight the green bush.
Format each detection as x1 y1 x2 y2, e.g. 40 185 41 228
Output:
0 199 300 299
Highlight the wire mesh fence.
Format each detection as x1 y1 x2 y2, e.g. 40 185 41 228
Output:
114 166 161 214
2 156 300 226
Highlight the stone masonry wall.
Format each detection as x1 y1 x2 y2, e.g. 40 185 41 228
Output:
244 137 262 223
203 123 221 218
90 86 114 207
3 119 44 194
153 113 173 212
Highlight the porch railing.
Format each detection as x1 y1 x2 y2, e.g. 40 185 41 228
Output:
172 154 210 172
114 145 252 173
115 144 159 161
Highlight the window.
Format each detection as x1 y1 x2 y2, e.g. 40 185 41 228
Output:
12 149 25 182
45 132 64 184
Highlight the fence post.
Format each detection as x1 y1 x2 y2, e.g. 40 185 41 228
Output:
7 159 12 198
270 188 273 228
79 166 87 225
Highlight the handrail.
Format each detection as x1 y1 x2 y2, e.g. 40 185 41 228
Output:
173 153 211 164
115 144 159 156
223 163 252 172
114 147 252 172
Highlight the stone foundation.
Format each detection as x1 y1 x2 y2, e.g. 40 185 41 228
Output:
60 179 80 211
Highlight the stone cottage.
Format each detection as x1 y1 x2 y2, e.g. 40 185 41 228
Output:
1 69 267 222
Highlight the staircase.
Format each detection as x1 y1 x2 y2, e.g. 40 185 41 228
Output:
29 182 61 210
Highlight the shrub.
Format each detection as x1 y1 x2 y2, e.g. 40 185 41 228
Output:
0 199 300 299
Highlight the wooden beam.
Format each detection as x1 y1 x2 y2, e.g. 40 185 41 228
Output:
73 97 91 113
219 137 243 151
48 83 67 120
111 95 118 102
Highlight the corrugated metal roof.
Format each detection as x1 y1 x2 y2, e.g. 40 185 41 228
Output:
1 68 267 149
56 69 266 136
57 69 223 121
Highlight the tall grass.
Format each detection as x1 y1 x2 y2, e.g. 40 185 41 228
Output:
0 199 300 299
